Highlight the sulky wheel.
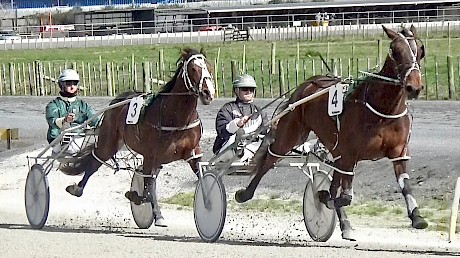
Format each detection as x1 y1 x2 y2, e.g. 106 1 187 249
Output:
24 164 50 229
303 171 336 242
129 173 154 229
194 170 226 243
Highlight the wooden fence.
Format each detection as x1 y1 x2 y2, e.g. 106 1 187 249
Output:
0 56 458 100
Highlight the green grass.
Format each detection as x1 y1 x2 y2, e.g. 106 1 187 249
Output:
1 34 460 98
162 191 458 232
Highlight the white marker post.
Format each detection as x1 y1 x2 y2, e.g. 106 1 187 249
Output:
449 177 460 242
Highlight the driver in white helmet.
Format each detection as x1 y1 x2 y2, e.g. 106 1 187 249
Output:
45 69 99 156
212 74 268 161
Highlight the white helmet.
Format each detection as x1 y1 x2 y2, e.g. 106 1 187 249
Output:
233 74 257 89
58 69 80 83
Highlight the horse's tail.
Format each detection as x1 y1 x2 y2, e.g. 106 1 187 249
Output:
59 143 96 176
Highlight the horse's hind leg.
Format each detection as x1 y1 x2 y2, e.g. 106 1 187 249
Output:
393 160 428 229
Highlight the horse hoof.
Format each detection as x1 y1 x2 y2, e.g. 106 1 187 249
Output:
412 216 428 229
235 189 249 203
410 208 429 229
66 184 83 197
154 218 167 227
342 229 356 241
125 191 142 205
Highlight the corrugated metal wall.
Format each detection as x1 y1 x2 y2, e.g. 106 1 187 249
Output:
12 0 154 9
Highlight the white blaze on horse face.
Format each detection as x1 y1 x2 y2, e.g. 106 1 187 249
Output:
193 58 215 98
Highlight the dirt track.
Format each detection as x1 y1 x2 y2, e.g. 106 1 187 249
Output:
0 96 460 256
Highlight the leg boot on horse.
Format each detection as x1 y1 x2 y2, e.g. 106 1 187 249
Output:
329 172 356 241
394 160 428 229
146 175 167 227
124 167 167 227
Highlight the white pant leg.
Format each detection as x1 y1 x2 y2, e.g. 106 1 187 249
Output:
67 137 84 155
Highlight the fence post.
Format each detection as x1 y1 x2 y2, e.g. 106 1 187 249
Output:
99 55 103 95
230 60 238 82
159 49 165 83
143 61 151 93
0 64 3 96
35 60 44 96
435 57 439 100
447 55 455 100
271 42 276 75
106 62 113 97
278 60 285 96
81 61 86 96
331 58 337 76
9 62 15 95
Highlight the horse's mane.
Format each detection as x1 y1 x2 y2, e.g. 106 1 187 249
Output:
109 91 143 105
109 48 202 105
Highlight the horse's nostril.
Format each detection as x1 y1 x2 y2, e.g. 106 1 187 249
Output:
406 85 414 92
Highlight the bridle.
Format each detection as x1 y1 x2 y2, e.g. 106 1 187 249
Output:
387 32 422 88
358 31 422 119
180 54 214 96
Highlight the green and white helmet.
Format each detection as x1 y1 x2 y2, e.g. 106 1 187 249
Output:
58 69 80 83
233 74 257 89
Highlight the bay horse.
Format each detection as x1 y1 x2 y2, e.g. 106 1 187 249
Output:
235 25 428 240
61 48 215 227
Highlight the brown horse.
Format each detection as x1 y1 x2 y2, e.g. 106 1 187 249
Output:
235 25 428 240
61 48 215 226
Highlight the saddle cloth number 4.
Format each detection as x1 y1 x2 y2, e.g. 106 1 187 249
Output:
126 96 144 125
328 83 343 116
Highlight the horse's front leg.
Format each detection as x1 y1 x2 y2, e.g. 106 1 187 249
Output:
329 169 356 241
145 167 167 227
321 157 356 241
235 151 277 203
66 153 102 197
187 145 203 178
393 159 428 229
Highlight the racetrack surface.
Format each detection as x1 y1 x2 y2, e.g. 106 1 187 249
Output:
0 96 459 256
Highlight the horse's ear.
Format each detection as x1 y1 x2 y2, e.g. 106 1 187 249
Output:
181 49 188 58
200 47 207 57
382 25 397 40
410 24 417 38
420 44 425 60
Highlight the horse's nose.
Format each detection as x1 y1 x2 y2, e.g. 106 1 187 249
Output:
406 84 423 99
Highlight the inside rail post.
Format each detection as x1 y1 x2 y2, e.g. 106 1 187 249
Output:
6 129 11 150
449 177 460 242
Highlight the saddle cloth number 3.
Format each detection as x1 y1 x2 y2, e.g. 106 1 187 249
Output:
126 96 144 124
328 84 343 116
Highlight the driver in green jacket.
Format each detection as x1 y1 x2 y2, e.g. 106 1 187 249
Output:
45 69 100 155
